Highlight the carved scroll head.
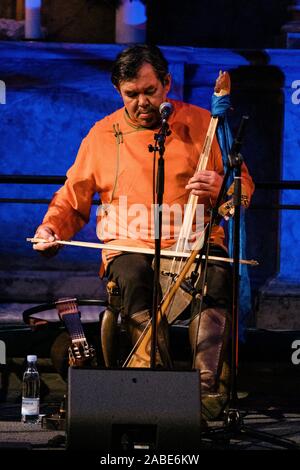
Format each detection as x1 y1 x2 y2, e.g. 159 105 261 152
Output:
214 70 231 96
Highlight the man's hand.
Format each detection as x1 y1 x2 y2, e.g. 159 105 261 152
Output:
185 170 223 203
32 226 60 256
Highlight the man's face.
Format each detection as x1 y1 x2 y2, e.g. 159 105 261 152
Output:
117 63 171 128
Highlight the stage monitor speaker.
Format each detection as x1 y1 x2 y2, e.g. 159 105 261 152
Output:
67 368 201 452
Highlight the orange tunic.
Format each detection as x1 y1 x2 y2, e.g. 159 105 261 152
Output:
39 99 254 270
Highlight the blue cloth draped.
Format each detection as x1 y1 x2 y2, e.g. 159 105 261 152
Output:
211 94 251 340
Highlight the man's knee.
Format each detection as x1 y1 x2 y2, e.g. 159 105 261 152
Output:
109 254 153 287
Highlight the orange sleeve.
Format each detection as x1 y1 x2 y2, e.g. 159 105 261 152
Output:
39 135 97 240
241 161 255 203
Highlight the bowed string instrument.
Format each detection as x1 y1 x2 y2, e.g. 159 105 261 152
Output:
122 70 249 368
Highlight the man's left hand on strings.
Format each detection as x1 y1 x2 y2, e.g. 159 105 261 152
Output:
185 170 223 203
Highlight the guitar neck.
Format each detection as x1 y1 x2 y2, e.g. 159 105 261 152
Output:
55 299 95 366
61 312 86 342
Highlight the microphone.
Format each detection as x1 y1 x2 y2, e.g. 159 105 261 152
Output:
159 102 173 122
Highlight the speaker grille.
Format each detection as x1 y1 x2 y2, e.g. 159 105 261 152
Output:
67 368 201 452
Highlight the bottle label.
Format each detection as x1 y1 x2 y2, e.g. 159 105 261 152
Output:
21 398 40 416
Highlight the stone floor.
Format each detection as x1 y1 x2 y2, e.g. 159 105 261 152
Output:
1 357 300 454
1 302 300 454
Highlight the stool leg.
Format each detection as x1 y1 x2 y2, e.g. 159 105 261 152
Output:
101 308 119 367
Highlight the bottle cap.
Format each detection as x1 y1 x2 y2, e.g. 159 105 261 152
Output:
27 354 37 362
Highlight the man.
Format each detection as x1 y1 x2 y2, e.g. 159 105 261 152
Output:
33 44 254 417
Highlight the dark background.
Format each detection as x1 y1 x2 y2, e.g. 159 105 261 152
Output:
0 0 294 47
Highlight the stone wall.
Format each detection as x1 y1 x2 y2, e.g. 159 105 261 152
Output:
0 42 299 322
0 1 295 47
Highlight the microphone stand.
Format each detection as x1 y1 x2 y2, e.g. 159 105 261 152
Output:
202 116 300 450
148 116 171 369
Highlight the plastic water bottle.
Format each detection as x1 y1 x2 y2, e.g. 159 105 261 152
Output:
21 354 40 424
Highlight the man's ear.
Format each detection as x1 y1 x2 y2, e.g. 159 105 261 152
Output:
164 73 172 93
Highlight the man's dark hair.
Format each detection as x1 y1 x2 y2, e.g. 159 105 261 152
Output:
111 44 169 87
